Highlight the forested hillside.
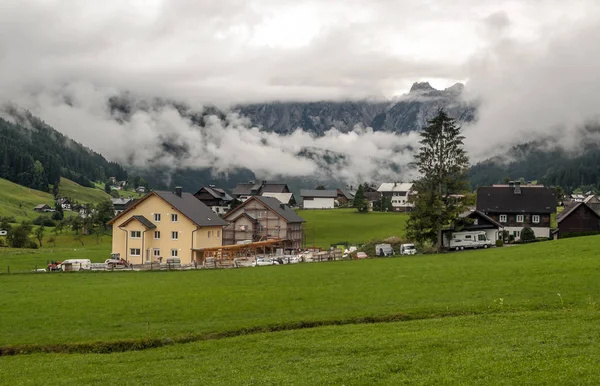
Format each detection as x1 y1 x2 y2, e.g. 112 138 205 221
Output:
469 142 600 193
0 110 127 192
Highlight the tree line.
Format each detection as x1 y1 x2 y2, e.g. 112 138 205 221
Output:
0 113 127 192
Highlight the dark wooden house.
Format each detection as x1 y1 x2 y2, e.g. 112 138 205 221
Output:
476 181 556 240
556 202 600 238
193 186 233 215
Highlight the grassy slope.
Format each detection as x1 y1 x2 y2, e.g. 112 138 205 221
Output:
297 208 408 248
2 310 598 385
59 177 110 204
1 236 599 346
0 178 55 221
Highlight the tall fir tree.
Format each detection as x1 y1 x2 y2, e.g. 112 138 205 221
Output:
353 184 369 213
407 109 470 252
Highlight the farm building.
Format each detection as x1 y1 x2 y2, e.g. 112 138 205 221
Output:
377 183 414 212
107 187 228 265
477 181 556 239
34 204 52 212
194 185 233 215
111 197 136 216
443 210 504 247
300 189 337 209
232 180 296 205
556 202 600 238
222 196 305 250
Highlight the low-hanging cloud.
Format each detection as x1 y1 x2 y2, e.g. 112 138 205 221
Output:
2 0 600 184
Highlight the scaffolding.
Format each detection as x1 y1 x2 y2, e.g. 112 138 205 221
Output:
192 238 293 267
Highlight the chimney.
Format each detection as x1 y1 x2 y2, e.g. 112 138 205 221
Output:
175 186 183 197
514 181 521 194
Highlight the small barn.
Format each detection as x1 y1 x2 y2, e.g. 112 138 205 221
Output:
300 190 337 209
556 202 600 238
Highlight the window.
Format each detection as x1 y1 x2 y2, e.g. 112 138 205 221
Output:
516 215 524 223
207 231 211 239
499 214 507 223
171 231 179 240
217 230 220 238
130 248 140 256
171 249 178 257
532 215 540 224
171 213 178 222
258 211 267 218
153 249 160 257
513 231 520 238
154 213 161 222
130 230 141 239
465 235 472 239
473 219 479 225
478 234 486 241
154 231 160 239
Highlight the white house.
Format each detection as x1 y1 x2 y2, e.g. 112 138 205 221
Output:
377 183 414 212
300 190 337 209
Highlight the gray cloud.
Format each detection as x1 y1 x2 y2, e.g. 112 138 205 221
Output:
1 0 600 184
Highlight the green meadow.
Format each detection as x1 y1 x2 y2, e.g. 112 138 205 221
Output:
297 208 408 248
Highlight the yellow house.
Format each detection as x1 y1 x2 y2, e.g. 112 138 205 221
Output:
107 188 228 265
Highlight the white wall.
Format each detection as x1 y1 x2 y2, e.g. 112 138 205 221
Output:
504 226 550 240
303 197 335 209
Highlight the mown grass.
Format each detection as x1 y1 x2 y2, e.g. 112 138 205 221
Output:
1 236 599 348
297 208 407 248
1 310 599 385
0 178 55 221
59 177 111 204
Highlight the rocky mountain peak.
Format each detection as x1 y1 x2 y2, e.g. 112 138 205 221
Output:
409 82 435 93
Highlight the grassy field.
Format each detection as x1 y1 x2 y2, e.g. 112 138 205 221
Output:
1 236 599 347
59 177 111 204
0 178 56 221
297 208 407 248
2 310 598 385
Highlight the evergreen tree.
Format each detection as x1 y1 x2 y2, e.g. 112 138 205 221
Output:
104 182 112 194
407 109 470 252
353 184 369 213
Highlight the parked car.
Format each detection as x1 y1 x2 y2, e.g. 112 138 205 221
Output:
399 243 417 255
355 252 368 259
375 244 394 257
252 257 274 267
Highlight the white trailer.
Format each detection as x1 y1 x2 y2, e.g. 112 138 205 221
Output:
447 231 493 251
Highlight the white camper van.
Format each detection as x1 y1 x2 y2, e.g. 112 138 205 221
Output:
375 244 394 257
399 243 417 255
58 259 92 271
448 231 493 251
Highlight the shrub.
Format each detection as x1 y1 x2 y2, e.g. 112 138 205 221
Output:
495 239 503 247
33 216 56 227
26 240 39 249
0 216 17 224
521 227 536 243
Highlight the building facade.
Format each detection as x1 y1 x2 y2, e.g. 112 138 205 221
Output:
476 182 556 239
557 202 600 238
300 189 337 209
108 188 228 265
193 186 233 215
377 183 414 212
222 196 305 250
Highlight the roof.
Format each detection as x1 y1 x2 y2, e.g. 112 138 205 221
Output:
232 182 289 196
34 204 50 209
254 196 305 223
111 198 134 206
108 190 228 227
377 183 413 193
461 210 503 228
583 195 598 204
300 189 338 198
195 186 233 201
557 202 600 223
337 189 354 199
476 186 556 214
261 192 294 204
121 215 156 229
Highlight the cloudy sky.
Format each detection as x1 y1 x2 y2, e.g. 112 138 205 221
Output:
1 0 599 183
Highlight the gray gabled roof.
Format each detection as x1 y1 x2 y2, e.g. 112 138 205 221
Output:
124 215 156 229
153 191 228 227
254 196 306 223
300 189 338 198
195 186 233 201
